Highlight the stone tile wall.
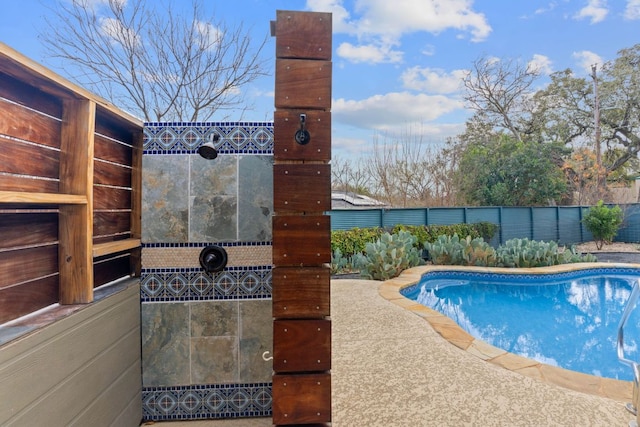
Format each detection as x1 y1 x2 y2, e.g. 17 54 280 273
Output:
141 122 274 421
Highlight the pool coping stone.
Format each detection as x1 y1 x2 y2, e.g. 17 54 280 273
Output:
379 263 638 403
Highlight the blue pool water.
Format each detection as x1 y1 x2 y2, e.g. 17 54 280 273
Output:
401 268 640 381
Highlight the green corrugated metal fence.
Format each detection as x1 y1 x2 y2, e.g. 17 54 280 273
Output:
328 204 640 245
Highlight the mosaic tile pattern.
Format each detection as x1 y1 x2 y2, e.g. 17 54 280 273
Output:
144 122 274 154
141 266 272 302
142 242 272 269
141 122 275 420
142 383 272 421
400 267 640 296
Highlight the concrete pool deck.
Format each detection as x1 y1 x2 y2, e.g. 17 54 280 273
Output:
145 265 637 426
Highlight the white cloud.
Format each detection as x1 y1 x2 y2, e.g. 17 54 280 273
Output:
81 0 127 10
332 136 373 155
336 41 403 63
100 17 139 46
306 0 354 33
572 50 603 74
528 54 553 75
349 0 491 41
333 91 463 131
574 0 609 24
194 21 222 51
400 67 467 94
624 0 640 20
308 0 491 64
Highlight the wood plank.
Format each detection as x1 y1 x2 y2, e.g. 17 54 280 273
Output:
59 98 95 304
0 136 60 179
94 133 133 165
0 212 57 250
272 267 330 318
0 245 58 289
274 110 331 161
0 44 142 126
95 105 142 143
275 59 331 110
273 163 331 212
273 319 331 372
0 175 59 193
0 97 62 148
94 254 132 287
94 211 131 237
92 239 140 258
275 10 331 60
272 373 331 425
272 215 331 266
0 190 86 204
0 71 63 119
94 159 131 188
93 186 132 210
0 275 58 324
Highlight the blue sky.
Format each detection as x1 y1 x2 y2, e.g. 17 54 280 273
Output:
0 0 638 158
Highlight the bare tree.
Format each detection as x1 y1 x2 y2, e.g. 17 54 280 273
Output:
363 130 447 207
463 56 540 142
40 0 268 121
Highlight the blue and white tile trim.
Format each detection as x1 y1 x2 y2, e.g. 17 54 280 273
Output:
401 267 640 296
141 266 272 302
142 383 272 421
144 121 274 154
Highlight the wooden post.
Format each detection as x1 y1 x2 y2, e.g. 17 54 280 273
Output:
59 98 95 304
271 10 332 426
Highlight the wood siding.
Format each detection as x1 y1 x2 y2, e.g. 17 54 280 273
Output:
0 281 142 426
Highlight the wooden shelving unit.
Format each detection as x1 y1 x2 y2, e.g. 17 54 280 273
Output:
0 43 143 323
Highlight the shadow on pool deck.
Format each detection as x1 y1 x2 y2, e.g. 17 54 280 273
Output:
145 266 637 426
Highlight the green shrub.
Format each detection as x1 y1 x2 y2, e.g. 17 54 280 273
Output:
331 227 384 257
582 201 623 250
359 230 424 280
391 222 499 247
425 234 497 266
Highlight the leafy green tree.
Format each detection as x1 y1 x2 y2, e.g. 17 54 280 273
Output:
454 135 568 206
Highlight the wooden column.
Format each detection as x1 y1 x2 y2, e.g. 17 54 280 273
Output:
271 10 332 426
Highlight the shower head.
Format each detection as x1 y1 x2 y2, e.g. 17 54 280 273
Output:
197 134 220 160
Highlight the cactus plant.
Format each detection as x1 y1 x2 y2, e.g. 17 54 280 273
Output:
358 230 424 280
425 234 496 266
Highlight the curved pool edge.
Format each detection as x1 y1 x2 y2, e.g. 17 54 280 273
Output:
378 262 639 402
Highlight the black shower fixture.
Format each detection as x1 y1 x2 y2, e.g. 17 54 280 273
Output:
198 134 220 160
199 245 228 273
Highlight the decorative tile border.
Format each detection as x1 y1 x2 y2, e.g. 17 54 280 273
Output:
142 242 272 269
142 383 272 421
144 122 274 154
400 266 640 296
141 266 272 302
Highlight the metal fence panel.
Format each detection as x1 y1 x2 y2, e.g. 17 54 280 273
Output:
427 208 465 225
558 207 585 244
383 208 425 227
329 210 382 230
329 203 640 243
532 207 559 243
500 208 532 242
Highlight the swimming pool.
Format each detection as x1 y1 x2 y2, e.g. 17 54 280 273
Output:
401 267 640 381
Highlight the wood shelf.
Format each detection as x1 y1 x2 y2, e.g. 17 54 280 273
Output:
93 238 141 258
0 190 87 205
